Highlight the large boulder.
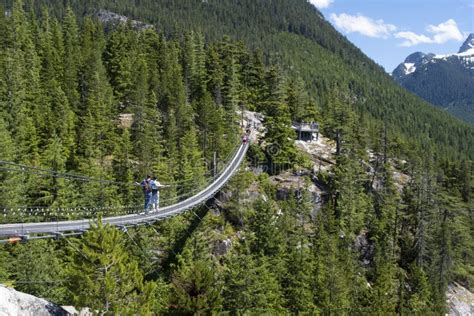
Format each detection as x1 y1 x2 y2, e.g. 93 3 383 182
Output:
447 283 474 316
0 285 69 316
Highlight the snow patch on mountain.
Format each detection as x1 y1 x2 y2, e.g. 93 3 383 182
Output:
391 33 474 123
393 34 474 78
429 34 474 61
402 63 416 75
433 48 474 60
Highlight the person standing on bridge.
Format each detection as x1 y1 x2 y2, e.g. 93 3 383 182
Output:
149 176 169 212
136 175 152 212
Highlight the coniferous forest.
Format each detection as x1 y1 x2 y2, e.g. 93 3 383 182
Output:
0 1 472 314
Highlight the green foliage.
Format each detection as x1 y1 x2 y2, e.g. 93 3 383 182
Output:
26 0 473 159
263 101 297 166
177 127 206 197
248 199 284 257
170 259 223 315
0 246 11 285
1 2 279 211
8 240 67 304
311 207 355 315
66 220 165 314
223 249 285 314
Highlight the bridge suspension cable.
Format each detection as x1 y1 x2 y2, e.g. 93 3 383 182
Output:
0 137 241 188
0 133 250 237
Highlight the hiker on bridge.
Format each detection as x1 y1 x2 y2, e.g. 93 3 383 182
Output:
137 175 152 212
149 176 169 212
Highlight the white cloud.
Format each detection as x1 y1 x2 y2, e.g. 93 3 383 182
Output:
308 0 333 9
395 19 465 47
329 13 397 38
328 12 465 47
427 19 464 43
395 31 433 47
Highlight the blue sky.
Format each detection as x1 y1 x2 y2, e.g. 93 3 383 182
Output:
309 0 474 72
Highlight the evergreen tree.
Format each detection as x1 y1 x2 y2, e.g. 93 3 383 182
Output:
331 154 371 234
239 49 265 111
6 0 41 165
366 162 399 315
281 192 317 314
75 20 118 207
263 100 297 168
323 88 355 156
104 23 135 107
10 240 67 303
177 126 206 198
404 263 433 314
205 45 224 106
262 65 286 105
113 128 137 206
0 118 21 209
0 246 11 284
158 40 192 140
286 76 310 122
248 199 284 257
35 135 74 209
67 220 163 314
182 31 207 99
194 91 227 165
170 259 223 315
311 205 357 315
62 6 81 114
223 247 285 314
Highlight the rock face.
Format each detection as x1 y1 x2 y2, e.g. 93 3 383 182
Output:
240 110 265 142
96 9 153 30
0 285 69 316
447 283 474 316
269 171 325 219
295 138 336 172
213 238 232 256
354 230 374 267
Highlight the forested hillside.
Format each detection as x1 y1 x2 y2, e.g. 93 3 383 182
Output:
397 60 474 123
0 1 472 315
13 0 474 159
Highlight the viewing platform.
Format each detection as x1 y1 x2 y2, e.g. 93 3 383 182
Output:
292 122 319 141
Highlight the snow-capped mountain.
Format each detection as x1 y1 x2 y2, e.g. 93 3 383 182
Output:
458 33 474 54
392 34 474 123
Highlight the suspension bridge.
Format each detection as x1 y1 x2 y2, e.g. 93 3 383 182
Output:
0 135 250 242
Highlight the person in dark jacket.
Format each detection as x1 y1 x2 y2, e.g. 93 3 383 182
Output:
136 175 152 212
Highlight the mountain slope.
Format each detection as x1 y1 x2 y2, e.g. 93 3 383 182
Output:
393 34 474 123
24 0 474 159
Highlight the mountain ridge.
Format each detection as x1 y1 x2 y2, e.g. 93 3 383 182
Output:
458 33 474 53
393 34 474 123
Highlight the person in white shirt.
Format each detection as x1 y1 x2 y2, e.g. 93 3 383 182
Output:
149 176 168 211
